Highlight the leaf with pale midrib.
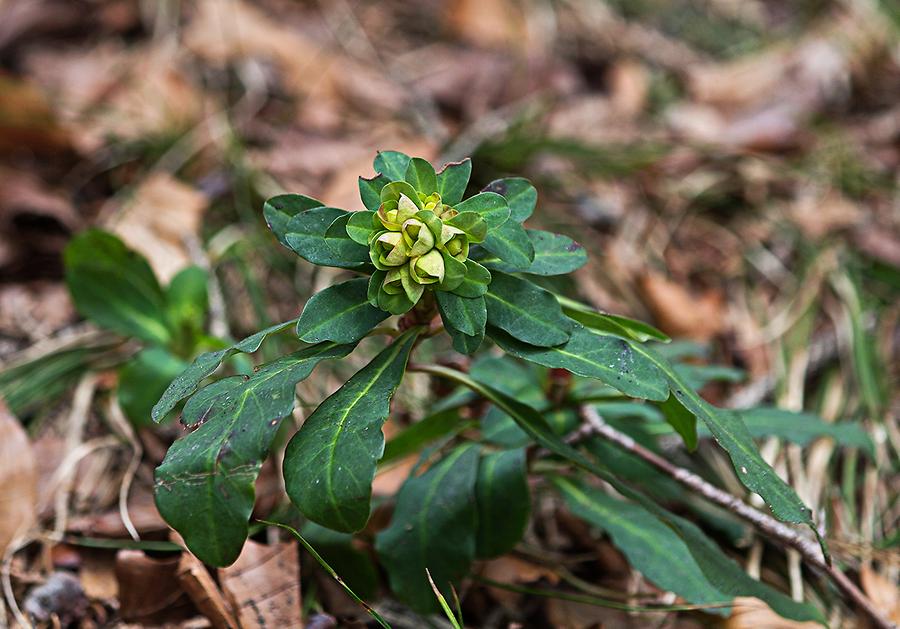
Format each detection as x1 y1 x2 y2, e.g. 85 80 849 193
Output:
284 328 421 532
297 278 389 344
154 341 354 566
375 444 479 613
484 272 572 347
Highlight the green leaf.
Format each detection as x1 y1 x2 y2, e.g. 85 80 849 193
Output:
488 326 669 401
476 449 530 558
264 194 324 248
451 260 491 298
405 157 437 195
454 192 510 229
296 278 390 344
482 177 536 222
300 522 380 599
445 212 488 243
375 444 479 613
438 251 467 293
165 266 208 338
346 211 378 245
480 220 535 271
154 342 353 566
284 328 421 532
64 229 171 345
658 392 699 450
554 477 730 610
435 292 485 337
382 409 467 466
152 319 297 422
417 365 825 625
374 150 412 181
481 230 586 276
285 207 366 268
381 180 424 209
359 174 390 211
324 214 371 264
118 348 188 427
436 159 472 205
632 344 822 545
560 298 671 343
728 408 874 456
484 272 572 347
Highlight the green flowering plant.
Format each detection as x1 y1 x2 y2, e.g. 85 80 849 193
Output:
148 151 826 624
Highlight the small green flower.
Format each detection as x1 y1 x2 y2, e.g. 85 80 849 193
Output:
377 194 419 231
410 249 445 285
400 218 436 257
439 224 468 261
371 231 409 269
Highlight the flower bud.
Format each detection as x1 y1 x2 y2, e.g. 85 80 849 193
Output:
400 218 435 257
370 231 409 269
410 249 445 285
377 194 419 231
439 225 469 261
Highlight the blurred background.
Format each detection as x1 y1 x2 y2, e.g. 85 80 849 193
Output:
0 0 899 627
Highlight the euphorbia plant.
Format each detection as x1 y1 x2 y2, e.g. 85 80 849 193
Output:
152 152 827 623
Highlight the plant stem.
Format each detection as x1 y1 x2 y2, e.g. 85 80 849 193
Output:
578 406 896 629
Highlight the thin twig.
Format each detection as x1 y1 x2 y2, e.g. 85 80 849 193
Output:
579 406 896 629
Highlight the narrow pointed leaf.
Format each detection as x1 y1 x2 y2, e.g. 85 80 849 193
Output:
555 477 730 610
374 150 412 180
482 177 537 222
359 174 389 211
488 326 669 401
436 159 472 205
65 230 171 345
152 319 298 421
264 194 324 247
560 298 671 343
418 365 825 625
296 278 390 344
435 292 485 337
154 342 353 566
375 444 479 613
284 328 421 532
454 192 510 228
476 448 530 558
659 392 699 450
480 220 535 271
484 272 572 347
285 207 366 268
405 157 437 194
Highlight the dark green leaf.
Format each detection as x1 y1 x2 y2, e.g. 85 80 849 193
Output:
454 192 510 229
418 365 825 625
436 159 472 205
382 409 467 466
154 342 353 565
452 260 492 298
375 444 479 613
296 278 390 344
476 449 530 558
374 150 412 181
482 177 536 222
285 207 366 269
324 214 370 264
118 348 188 427
480 220 535 271
658 392 699 450
488 326 669 401
729 408 874 456
301 522 380 599
435 292 485 337
359 174 389 211
554 477 729 610
284 329 421 532
165 266 208 338
264 194 324 248
64 230 171 345
405 157 437 195
484 272 572 347
561 298 671 343
480 230 586 275
346 211 377 245
152 319 297 422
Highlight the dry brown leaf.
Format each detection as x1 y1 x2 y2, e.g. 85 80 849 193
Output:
480 556 559 609
791 191 863 240
219 540 301 629
0 399 37 553
80 552 119 601
108 172 208 283
0 72 71 155
177 552 238 629
860 565 900 625
67 483 167 538
115 550 196 625
446 0 530 54
724 597 822 629
639 273 725 342
608 59 649 118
